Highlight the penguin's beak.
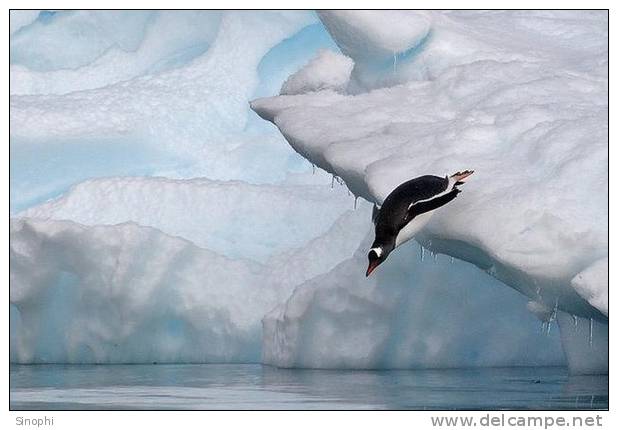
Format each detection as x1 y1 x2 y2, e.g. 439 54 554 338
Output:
366 260 381 277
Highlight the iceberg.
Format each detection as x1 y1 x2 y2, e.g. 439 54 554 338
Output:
12 207 564 367
252 11 608 373
10 10 603 373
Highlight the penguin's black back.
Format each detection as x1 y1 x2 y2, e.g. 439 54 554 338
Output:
375 175 448 239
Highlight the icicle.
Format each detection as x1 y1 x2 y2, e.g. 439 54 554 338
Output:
393 52 397 74
450 256 455 264
572 315 578 328
331 175 335 189
354 196 358 210
590 395 595 408
312 164 316 175
545 302 557 336
420 245 425 262
347 188 351 196
588 318 593 347
433 251 438 262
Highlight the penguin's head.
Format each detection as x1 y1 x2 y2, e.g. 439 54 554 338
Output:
366 247 387 277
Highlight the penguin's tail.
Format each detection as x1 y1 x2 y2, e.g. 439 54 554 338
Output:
450 170 474 186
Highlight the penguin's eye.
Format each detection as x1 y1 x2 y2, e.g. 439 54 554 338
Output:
368 250 379 260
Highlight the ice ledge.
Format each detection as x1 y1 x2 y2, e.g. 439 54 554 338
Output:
251 10 607 374
250 89 608 323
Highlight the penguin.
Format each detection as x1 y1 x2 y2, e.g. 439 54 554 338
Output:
366 170 474 276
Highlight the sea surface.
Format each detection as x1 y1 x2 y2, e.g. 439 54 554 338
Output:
10 364 608 410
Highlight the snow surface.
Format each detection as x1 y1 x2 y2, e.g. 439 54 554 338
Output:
19 176 354 263
280 50 353 95
11 11 222 95
10 11 604 372
10 11 323 212
252 10 608 324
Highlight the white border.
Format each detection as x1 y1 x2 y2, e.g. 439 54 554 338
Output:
2 2 613 428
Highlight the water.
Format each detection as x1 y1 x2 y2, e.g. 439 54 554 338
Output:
10 365 607 410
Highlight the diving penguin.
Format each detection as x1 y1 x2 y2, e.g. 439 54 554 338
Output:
366 170 474 276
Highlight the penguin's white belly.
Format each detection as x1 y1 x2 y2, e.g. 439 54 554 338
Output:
395 212 433 248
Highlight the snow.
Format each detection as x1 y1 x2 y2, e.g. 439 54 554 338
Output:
19 176 354 262
10 11 315 140
10 11 222 95
10 11 324 213
280 50 353 95
318 11 431 62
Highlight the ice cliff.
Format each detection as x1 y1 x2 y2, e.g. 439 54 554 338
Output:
10 11 606 373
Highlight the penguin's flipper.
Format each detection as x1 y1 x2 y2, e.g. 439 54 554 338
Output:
407 188 460 220
372 204 381 224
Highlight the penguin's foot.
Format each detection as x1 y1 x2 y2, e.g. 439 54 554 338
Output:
451 170 474 185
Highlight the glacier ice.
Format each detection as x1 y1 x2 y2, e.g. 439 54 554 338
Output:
10 11 222 95
263 235 564 369
9 10 41 36
570 257 608 317
10 11 154 73
11 208 565 367
252 11 608 373
318 11 431 66
317 11 432 91
10 11 316 143
10 10 604 372
557 311 608 374
9 11 323 212
10 218 269 363
10 205 371 364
